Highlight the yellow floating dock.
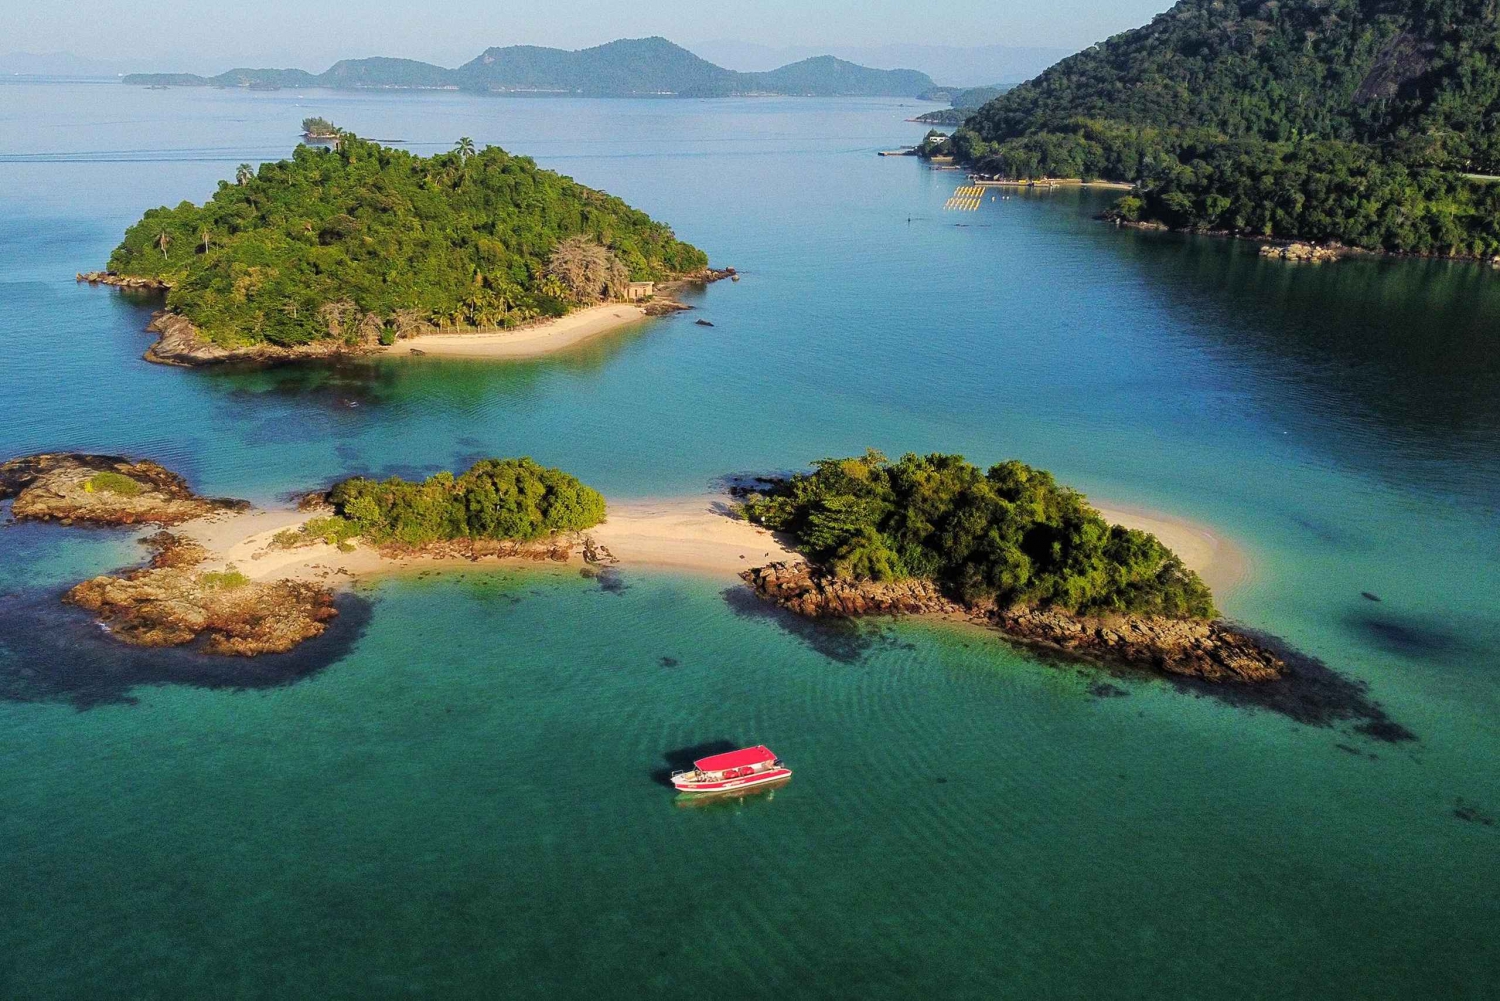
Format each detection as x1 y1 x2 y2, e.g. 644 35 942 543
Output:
943 185 984 212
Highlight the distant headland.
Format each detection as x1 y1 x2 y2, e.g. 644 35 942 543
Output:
121 37 939 98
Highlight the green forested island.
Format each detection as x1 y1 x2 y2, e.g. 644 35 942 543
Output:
123 37 934 98
104 133 707 349
743 452 1216 619
942 0 1500 258
325 458 606 545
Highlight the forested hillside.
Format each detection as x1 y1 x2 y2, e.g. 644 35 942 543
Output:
948 0 1500 257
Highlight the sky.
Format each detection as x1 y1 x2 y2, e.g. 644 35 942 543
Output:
1 0 1173 70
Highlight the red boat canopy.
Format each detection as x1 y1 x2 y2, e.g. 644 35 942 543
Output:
694 745 776 771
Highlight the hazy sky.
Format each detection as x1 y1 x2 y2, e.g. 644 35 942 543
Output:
3 0 1172 68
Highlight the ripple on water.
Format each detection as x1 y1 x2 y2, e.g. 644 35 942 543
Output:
0 587 373 708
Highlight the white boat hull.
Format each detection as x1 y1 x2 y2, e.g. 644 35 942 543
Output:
672 767 792 795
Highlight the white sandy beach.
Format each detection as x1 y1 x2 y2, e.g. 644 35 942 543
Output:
379 303 651 360
173 494 800 586
589 497 800 574
172 493 1244 594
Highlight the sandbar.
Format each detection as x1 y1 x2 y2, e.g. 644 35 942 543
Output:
172 493 1243 592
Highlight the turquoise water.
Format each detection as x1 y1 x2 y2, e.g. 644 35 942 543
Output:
1 85 1497 998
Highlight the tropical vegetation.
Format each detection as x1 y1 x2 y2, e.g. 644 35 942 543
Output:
943 0 1500 257
326 458 606 546
743 451 1216 619
301 117 339 138
106 134 707 347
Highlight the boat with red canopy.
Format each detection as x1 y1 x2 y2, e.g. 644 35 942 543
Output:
671 745 791 794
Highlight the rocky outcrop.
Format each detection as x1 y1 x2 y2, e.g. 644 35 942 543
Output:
742 562 961 618
66 567 337 656
0 453 247 527
77 271 169 291
1259 242 1341 263
643 299 692 317
582 536 618 565
741 561 1285 684
144 311 368 367
992 606 1284 683
140 530 210 569
687 266 737 284
374 533 589 564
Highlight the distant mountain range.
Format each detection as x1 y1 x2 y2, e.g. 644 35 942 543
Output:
688 41 1072 88
122 37 938 98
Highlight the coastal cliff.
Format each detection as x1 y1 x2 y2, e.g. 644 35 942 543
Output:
742 562 1284 684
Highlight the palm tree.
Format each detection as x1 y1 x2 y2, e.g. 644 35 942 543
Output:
235 163 254 186
454 137 476 162
200 228 212 254
156 230 172 260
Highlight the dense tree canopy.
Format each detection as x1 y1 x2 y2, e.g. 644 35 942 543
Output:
108 135 708 347
328 458 606 546
945 0 1500 256
301 117 338 138
743 452 1216 619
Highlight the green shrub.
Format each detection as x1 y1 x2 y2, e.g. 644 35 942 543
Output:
87 471 144 496
329 458 606 545
303 516 359 546
745 451 1217 620
199 568 250 590
271 515 360 550
270 529 304 549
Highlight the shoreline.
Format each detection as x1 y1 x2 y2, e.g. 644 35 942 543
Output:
171 492 1240 591
973 177 1136 191
32 478 1416 736
1108 214 1500 266
5 453 1253 660
173 493 806 586
78 268 734 367
379 301 659 361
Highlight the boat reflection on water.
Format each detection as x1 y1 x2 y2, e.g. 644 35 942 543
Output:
674 775 792 810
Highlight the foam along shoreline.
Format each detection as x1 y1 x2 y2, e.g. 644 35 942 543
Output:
170 494 1237 590
381 302 657 361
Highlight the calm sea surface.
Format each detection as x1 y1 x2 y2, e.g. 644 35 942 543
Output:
1 83 1497 999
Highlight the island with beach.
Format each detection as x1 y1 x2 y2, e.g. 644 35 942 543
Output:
0 447 1413 738
79 130 729 366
